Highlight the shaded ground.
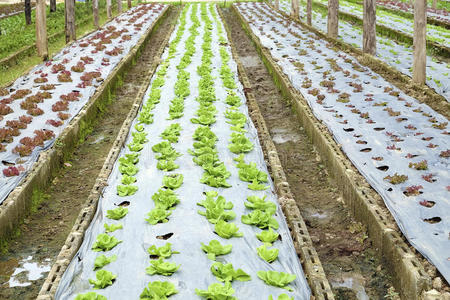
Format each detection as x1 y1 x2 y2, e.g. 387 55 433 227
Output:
222 7 397 299
0 7 179 299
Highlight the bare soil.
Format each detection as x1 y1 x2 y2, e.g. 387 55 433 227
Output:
222 7 396 299
0 7 179 300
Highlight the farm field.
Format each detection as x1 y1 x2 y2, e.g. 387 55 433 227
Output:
278 0 450 101
0 1 449 300
376 0 450 24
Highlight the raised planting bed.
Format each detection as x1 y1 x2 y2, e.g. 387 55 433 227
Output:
0 2 35 20
39 4 324 300
277 0 450 102
0 3 168 239
235 0 449 292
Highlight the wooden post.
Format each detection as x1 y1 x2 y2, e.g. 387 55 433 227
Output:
413 0 427 84
363 0 376 55
118 0 122 13
275 0 279 10
35 0 48 59
432 0 437 9
65 0 76 43
50 0 57 12
327 0 339 38
291 0 299 19
128 0 132 9
307 0 312 25
93 0 99 28
107 0 112 19
25 0 32 25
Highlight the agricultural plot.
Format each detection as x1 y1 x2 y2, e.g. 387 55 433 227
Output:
377 0 450 24
314 0 450 47
235 1 450 283
278 0 450 101
0 4 166 204
54 3 310 300
0 3 34 20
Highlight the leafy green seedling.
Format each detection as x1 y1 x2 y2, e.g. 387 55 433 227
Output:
162 174 184 189
210 262 251 282
245 195 276 214
228 132 253 154
92 234 122 252
256 228 279 246
117 184 138 196
268 294 294 300
257 244 279 263
152 188 180 210
257 271 296 291
145 258 180 276
94 254 117 270
195 282 236 300
106 207 128 220
121 174 136 185
140 281 178 299
146 208 171 225
89 270 117 289
74 292 107 300
201 240 232 260
147 243 179 259
242 210 279 229
157 160 179 171
214 220 243 239
104 223 123 233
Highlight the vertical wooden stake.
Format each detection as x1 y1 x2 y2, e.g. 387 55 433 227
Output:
128 0 132 9
35 0 48 59
107 0 112 19
363 0 376 55
307 0 312 25
275 0 279 10
432 0 437 9
118 0 122 14
93 0 99 28
65 0 76 43
50 0 57 12
327 0 339 38
25 0 32 25
291 0 300 19
413 0 427 84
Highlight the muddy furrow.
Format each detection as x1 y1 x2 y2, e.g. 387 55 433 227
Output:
222 7 395 299
0 7 180 300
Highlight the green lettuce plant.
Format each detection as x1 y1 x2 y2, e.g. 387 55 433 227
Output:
234 155 268 190
242 210 279 229
161 123 182 143
268 295 294 300
106 207 128 220
94 254 117 270
104 223 123 233
145 258 180 276
121 174 137 185
210 262 251 282
140 281 178 300
117 184 138 196
257 271 296 291
92 234 122 252
228 132 253 154
138 110 154 125
119 153 139 165
197 191 233 210
201 240 232 260
147 243 179 259
225 92 241 107
257 244 279 263
132 131 148 144
256 228 279 246
163 174 184 189
152 141 181 161
195 282 236 300
214 220 243 239
128 142 144 152
119 162 139 176
152 188 180 210
245 195 276 214
157 160 179 171
74 292 107 300
89 270 116 289
146 208 171 225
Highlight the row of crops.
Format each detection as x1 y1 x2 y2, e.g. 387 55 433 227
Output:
277 0 450 101
55 3 310 299
235 1 449 283
0 4 166 204
377 0 450 23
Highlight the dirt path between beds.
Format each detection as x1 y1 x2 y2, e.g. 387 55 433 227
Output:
0 7 180 300
222 7 397 300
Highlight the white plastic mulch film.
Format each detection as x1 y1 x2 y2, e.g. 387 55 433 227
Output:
235 2 450 283
277 0 450 101
55 4 311 300
0 4 166 204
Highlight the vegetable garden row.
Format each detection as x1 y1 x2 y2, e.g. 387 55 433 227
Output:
0 4 166 204
278 0 450 101
235 1 449 283
377 0 450 24
54 4 310 299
